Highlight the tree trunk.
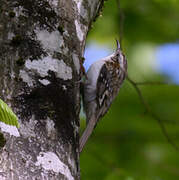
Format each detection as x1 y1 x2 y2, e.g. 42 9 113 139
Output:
0 0 104 179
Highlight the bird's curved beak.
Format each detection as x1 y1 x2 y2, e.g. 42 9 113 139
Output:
116 39 120 51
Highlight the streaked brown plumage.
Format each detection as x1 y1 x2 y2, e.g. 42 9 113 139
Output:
80 40 127 153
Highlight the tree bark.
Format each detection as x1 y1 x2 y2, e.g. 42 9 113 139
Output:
0 0 105 179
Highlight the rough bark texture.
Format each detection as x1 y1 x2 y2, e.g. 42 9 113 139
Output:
0 0 104 179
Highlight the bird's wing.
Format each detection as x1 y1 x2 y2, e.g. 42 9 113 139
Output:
96 63 114 118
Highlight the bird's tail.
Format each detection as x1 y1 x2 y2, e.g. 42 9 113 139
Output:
79 114 96 153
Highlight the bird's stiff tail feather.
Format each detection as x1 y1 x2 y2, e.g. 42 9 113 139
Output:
79 114 96 153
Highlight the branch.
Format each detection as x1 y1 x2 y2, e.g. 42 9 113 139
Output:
126 75 179 151
135 81 178 86
136 82 168 86
117 0 178 151
117 0 124 49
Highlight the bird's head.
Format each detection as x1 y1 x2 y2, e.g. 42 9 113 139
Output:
113 40 127 71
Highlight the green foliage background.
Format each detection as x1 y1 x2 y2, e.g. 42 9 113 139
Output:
80 0 179 179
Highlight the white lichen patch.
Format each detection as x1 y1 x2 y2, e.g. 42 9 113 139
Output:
36 28 69 55
75 20 84 42
25 56 72 80
46 117 56 139
62 85 67 90
71 121 79 138
68 157 76 172
49 0 58 7
36 30 64 53
74 0 82 13
19 70 34 87
55 60 72 80
19 115 37 138
35 152 74 180
74 0 88 19
8 32 15 40
39 79 50 86
0 122 20 137
61 46 69 56
63 30 70 37
72 53 80 74
14 6 25 17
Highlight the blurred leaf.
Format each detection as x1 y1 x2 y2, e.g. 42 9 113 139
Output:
0 99 19 128
89 0 179 44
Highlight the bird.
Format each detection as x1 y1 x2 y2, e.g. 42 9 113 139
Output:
80 40 127 152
